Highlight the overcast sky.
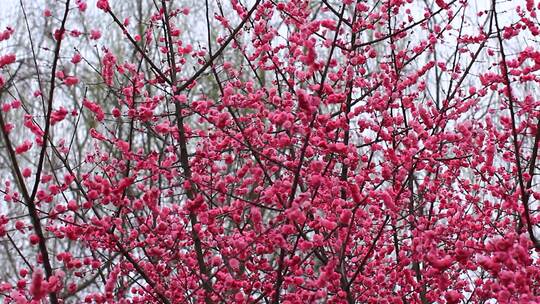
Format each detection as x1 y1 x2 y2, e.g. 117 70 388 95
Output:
0 0 20 28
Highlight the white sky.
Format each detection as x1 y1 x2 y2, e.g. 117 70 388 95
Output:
0 0 18 28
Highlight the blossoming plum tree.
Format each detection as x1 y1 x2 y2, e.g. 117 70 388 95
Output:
0 0 539 303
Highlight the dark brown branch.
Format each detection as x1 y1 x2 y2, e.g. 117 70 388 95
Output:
493 0 540 250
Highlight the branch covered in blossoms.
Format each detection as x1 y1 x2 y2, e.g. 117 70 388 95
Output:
0 0 539 303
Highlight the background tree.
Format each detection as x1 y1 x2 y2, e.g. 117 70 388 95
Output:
0 0 539 303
